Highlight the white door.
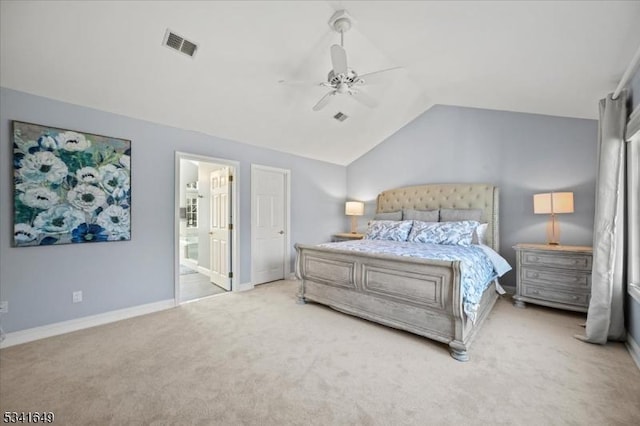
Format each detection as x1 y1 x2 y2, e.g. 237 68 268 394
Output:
209 167 231 291
252 166 287 284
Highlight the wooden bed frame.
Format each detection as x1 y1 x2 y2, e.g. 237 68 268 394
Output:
295 183 500 361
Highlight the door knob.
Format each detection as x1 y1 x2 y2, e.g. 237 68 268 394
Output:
279 230 284 235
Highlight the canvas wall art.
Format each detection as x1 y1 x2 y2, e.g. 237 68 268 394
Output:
12 121 131 247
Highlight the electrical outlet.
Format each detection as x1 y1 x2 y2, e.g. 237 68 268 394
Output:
72 291 83 303
0 301 7 313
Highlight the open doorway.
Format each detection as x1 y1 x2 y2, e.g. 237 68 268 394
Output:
174 152 239 304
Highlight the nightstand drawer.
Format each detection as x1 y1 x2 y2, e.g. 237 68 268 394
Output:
521 267 590 290
521 252 592 271
522 284 589 307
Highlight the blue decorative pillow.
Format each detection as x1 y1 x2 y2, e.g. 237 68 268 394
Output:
408 220 480 246
365 220 413 241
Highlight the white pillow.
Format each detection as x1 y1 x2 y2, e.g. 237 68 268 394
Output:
364 220 413 241
472 223 489 245
408 220 480 246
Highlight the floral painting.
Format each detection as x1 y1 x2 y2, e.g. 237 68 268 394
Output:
12 121 131 247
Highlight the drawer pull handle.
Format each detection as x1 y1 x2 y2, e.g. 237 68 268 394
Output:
531 290 539 295
572 296 579 300
532 256 539 262
531 272 539 278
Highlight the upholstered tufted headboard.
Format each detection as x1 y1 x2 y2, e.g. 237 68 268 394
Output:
376 183 500 251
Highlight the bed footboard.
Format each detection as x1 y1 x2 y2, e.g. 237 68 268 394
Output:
295 243 497 361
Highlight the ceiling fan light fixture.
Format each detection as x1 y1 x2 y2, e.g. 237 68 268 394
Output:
334 112 348 122
328 10 355 34
333 17 351 33
277 8 399 112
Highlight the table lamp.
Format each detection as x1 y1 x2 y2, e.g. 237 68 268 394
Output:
345 201 364 233
533 192 574 245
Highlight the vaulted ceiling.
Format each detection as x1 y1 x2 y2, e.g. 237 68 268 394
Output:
2 1 639 165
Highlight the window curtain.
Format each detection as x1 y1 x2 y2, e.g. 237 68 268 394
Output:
627 109 640 304
578 92 628 344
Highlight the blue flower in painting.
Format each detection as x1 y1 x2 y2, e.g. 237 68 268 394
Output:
19 151 68 184
34 205 85 234
71 224 109 243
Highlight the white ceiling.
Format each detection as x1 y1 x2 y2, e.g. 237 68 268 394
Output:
2 1 639 165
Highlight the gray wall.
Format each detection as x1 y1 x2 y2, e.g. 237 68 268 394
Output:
627 65 640 346
347 105 598 288
0 87 346 333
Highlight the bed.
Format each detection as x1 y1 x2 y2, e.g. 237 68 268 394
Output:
295 183 508 361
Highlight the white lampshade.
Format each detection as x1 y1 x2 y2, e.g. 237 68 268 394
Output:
533 191 574 245
345 201 364 216
533 192 574 214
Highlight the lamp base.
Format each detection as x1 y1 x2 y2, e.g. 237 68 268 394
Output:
350 216 358 234
546 214 561 245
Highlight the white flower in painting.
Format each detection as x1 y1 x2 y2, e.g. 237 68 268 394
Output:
97 205 130 235
67 184 106 212
19 151 68 184
33 205 85 234
56 131 90 151
76 167 100 184
37 134 58 150
19 187 60 209
99 164 130 196
119 154 130 170
14 223 39 243
107 229 130 241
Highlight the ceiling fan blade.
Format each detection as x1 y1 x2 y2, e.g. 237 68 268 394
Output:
350 89 378 108
330 44 348 75
312 91 336 111
278 79 325 87
357 67 403 85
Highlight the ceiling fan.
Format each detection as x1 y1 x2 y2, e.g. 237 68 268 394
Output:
282 10 401 112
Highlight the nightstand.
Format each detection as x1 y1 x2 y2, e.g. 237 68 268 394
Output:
332 232 364 242
513 243 593 312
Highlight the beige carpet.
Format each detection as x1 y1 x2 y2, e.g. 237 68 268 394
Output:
1 280 639 425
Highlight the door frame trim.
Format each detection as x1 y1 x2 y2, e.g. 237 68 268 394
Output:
250 164 291 285
174 152 240 305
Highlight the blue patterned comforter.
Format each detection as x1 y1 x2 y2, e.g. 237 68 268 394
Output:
319 240 511 322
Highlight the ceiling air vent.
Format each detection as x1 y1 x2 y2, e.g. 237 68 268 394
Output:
334 112 348 122
163 29 198 58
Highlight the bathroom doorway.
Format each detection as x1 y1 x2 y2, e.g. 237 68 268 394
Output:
174 152 239 303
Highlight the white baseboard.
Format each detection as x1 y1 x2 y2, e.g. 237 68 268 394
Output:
288 272 298 281
627 332 640 372
181 258 198 269
197 265 210 276
234 281 254 292
0 299 175 349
